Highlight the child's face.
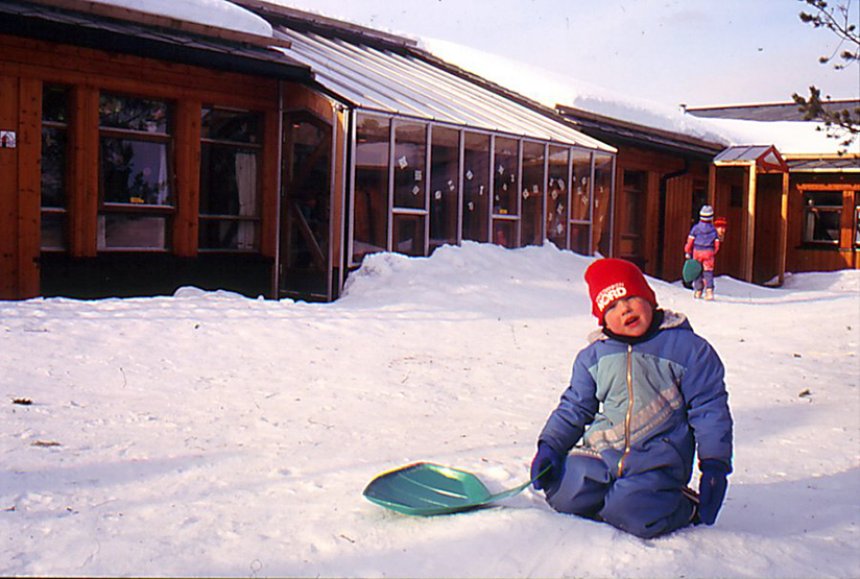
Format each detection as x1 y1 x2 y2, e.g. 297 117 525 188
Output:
603 297 654 338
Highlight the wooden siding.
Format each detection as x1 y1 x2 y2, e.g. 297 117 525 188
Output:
0 33 292 299
610 144 711 280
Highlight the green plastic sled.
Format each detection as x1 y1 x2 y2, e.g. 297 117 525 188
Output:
363 462 541 516
682 258 703 283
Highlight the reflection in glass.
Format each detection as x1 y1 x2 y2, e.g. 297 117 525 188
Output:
571 149 592 222
42 85 69 251
393 214 425 256
493 220 516 248
100 94 168 133
202 108 260 143
199 144 259 250
101 139 171 205
98 215 167 249
393 121 426 209
429 127 460 250
546 146 569 248
570 223 590 255
521 141 545 246
493 137 519 216
462 132 490 242
353 115 390 262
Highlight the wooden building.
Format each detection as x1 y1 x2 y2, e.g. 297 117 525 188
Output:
0 0 615 302
688 103 860 283
556 105 725 282
0 0 313 300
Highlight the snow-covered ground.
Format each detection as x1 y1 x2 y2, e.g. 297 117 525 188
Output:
2 243 858 577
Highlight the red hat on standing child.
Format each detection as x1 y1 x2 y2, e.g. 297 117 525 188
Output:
585 258 657 323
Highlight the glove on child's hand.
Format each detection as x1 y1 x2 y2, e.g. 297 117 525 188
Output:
685 253 692 259
531 443 565 491
698 459 731 525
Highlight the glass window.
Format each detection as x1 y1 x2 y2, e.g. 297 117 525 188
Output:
393 121 426 210
462 132 490 242
493 219 516 248
98 93 173 250
493 137 519 216
546 146 569 249
592 153 614 257
803 191 842 245
570 150 593 255
570 150 592 222
521 141 545 246
393 213 425 256
199 107 262 251
41 85 69 251
855 205 860 247
429 126 460 250
353 114 390 262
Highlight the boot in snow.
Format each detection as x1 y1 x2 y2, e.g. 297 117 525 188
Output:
704 289 714 301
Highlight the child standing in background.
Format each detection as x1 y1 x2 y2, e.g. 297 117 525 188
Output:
685 205 720 300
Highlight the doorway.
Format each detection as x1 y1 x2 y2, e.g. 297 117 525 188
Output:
280 111 333 301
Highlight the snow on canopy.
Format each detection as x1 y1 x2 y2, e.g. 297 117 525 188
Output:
92 0 273 37
420 38 849 157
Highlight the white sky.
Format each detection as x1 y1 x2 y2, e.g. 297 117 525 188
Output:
273 0 860 109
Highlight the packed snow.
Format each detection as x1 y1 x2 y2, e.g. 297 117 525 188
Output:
1 242 858 577
93 0 273 37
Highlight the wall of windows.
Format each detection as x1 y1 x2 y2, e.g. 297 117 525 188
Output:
350 112 612 266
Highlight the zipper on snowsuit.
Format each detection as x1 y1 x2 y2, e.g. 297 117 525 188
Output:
617 343 634 477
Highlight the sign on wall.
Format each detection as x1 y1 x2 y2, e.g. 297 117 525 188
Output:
0 130 16 148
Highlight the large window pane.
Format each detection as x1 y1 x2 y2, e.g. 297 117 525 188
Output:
393 121 426 209
98 215 167 249
353 114 390 261
803 191 842 244
521 141 545 246
462 132 490 242
199 107 262 251
571 150 592 222
429 126 460 250
393 213 425 256
493 137 519 216
101 139 171 205
41 85 69 251
592 153 614 256
99 92 173 251
546 146 569 248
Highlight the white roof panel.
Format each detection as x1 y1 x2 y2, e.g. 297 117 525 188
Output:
276 28 615 153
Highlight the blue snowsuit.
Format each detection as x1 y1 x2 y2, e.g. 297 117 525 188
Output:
538 310 733 538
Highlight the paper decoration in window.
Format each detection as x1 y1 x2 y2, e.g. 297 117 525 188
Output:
532 184 539 193
558 179 566 191
556 223 564 235
497 165 505 175
502 183 508 191
557 204 565 214
551 190 559 200
478 185 485 195
412 185 421 196
522 189 529 199
398 155 408 170
448 180 455 191
467 201 474 211
466 170 474 181
414 170 423 181
434 190 442 200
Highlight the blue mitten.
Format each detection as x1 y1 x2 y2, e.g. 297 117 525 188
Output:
531 443 565 491
698 459 731 525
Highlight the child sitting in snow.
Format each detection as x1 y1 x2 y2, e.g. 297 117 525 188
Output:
531 258 733 539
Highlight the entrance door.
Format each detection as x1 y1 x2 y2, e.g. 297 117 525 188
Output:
280 112 333 301
618 170 647 269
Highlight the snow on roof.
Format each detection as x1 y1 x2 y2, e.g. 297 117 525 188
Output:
420 37 850 158
92 0 273 37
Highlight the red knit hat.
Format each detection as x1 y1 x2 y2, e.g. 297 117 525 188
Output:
584 258 657 323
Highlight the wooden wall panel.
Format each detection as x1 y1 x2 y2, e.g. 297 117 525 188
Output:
260 107 280 259
69 85 99 257
0 75 19 299
173 99 201 257
17 77 42 297
663 174 693 281
0 35 279 110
